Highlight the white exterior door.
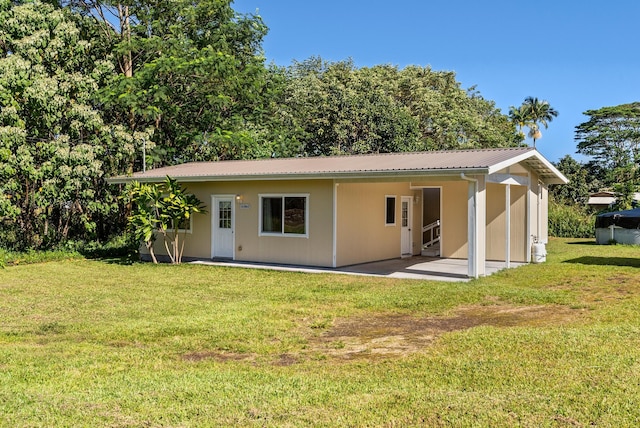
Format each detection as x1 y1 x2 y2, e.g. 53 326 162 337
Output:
401 196 412 257
212 196 234 259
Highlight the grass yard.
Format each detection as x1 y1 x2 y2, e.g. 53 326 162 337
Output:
1 238 640 427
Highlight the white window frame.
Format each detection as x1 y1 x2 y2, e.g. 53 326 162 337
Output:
385 195 397 226
258 193 310 238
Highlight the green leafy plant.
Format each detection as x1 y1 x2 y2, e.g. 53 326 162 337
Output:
128 176 206 264
0 1 142 250
548 199 595 238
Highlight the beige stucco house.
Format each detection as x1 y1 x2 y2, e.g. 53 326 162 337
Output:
109 147 567 278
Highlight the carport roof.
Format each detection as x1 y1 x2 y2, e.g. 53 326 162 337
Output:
108 147 568 184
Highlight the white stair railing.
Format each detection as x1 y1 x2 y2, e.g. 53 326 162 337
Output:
422 220 441 249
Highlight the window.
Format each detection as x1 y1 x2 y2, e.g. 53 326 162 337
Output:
401 200 409 227
260 194 308 237
218 200 232 229
385 196 396 225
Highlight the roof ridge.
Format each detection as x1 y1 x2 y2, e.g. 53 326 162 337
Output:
342 146 532 156
159 147 535 166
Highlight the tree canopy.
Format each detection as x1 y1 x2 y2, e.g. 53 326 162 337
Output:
550 155 595 206
575 102 640 209
576 102 640 170
0 0 138 249
282 58 521 156
509 97 558 148
85 0 280 165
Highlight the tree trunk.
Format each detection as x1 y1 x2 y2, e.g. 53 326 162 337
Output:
146 240 158 264
162 234 175 264
118 4 133 78
174 236 180 264
178 232 186 264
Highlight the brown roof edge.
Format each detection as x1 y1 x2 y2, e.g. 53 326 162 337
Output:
107 147 568 185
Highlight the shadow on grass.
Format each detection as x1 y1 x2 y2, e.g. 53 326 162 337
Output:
92 256 139 266
567 241 597 246
80 248 139 266
564 256 640 268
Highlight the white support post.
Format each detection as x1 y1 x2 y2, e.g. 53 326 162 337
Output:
467 179 477 278
332 182 338 268
526 172 532 262
537 181 542 244
477 176 486 277
461 174 486 278
505 184 511 269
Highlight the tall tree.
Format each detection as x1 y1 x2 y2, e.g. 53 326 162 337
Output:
509 97 558 147
283 58 521 156
66 0 285 167
283 59 420 156
508 105 530 140
575 102 640 209
0 0 139 249
549 155 595 206
60 0 134 77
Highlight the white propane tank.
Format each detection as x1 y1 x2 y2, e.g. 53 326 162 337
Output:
532 242 547 263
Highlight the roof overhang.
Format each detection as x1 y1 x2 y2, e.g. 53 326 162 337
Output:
107 148 569 186
107 168 491 184
488 150 568 185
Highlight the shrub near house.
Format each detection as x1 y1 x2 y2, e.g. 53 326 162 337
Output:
128 177 206 264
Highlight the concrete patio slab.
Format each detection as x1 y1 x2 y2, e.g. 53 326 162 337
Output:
191 256 524 282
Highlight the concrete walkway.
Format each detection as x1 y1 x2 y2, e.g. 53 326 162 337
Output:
191 256 524 282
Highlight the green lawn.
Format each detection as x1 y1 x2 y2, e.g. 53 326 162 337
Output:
1 238 639 427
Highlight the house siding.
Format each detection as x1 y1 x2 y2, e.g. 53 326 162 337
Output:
485 183 528 262
335 182 418 266
510 185 528 261
527 171 547 245
540 181 549 243
143 180 335 267
440 181 469 259
236 180 334 266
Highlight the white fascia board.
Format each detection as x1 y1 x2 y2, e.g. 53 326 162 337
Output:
488 150 568 184
487 150 539 175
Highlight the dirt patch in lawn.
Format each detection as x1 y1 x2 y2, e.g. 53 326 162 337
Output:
273 353 298 366
553 273 640 303
309 304 581 360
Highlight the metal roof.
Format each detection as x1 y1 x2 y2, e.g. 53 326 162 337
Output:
588 192 640 206
108 147 568 184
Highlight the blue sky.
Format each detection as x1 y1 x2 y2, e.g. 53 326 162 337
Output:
233 0 640 163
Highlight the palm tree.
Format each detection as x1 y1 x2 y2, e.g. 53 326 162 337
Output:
521 97 558 148
508 105 531 141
